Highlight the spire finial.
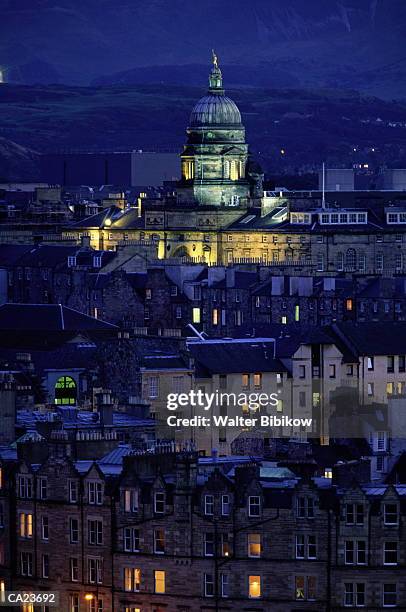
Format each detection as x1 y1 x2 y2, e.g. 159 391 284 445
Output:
209 50 223 93
212 49 219 70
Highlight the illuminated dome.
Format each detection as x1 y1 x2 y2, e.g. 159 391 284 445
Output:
189 53 242 127
190 95 241 127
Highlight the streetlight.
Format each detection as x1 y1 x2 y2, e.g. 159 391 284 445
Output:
84 594 94 601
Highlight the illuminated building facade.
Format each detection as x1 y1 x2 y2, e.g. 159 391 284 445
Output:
177 52 251 207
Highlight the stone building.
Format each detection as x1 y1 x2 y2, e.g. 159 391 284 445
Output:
1 446 406 611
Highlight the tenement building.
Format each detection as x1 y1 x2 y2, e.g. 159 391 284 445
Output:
1 445 406 611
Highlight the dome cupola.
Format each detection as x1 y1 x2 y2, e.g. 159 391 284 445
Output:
189 50 242 128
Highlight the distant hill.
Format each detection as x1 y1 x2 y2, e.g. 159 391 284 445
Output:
1 82 406 180
0 137 39 181
0 0 406 98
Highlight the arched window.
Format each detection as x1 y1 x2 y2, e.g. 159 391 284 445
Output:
55 376 77 405
345 249 357 271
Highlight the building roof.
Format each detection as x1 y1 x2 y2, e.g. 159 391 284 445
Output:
188 340 287 375
333 322 406 356
0 303 117 332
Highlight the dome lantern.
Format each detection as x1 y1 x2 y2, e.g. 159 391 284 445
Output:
208 49 223 93
189 52 242 128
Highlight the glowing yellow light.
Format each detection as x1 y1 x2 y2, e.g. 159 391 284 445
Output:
249 576 261 598
280 149 285 155
84 594 94 601
104 218 112 227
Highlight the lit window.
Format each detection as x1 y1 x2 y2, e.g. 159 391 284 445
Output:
253 373 262 389
249 575 261 598
154 570 165 594
295 305 300 321
54 376 77 405
192 307 201 323
212 308 218 325
241 374 249 389
248 533 261 558
124 567 141 592
230 160 239 181
19 513 33 538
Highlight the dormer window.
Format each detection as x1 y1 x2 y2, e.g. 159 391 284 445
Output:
384 503 398 526
296 496 314 518
124 489 139 512
204 494 214 516
248 496 261 517
18 476 32 499
88 481 103 505
154 491 165 514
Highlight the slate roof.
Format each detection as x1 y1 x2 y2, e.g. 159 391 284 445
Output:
0 304 118 332
210 271 258 290
333 322 406 356
16 408 154 430
69 205 144 230
188 339 287 375
141 355 189 370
